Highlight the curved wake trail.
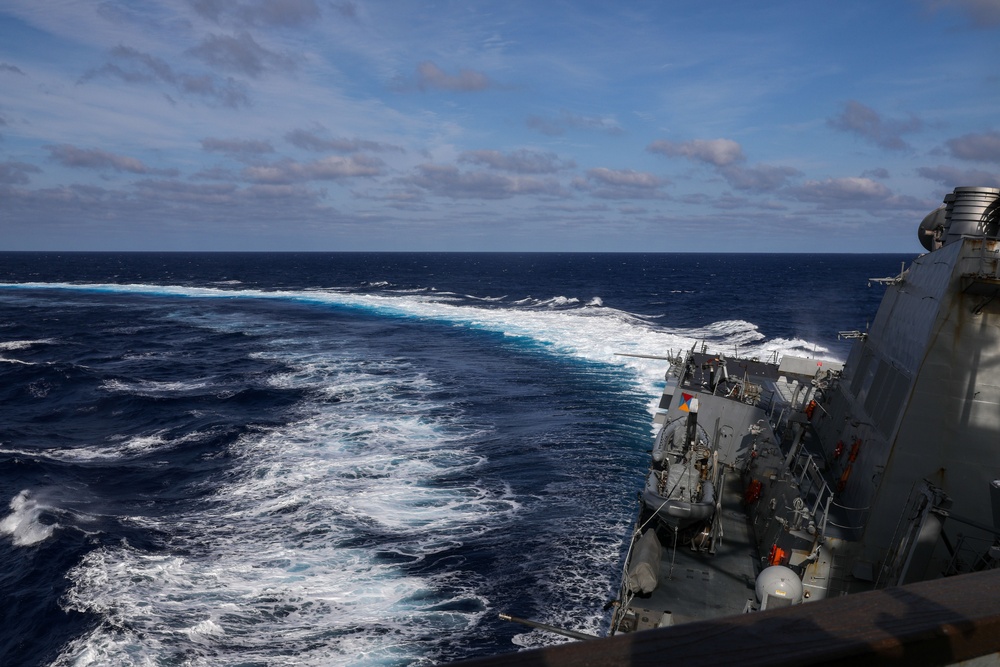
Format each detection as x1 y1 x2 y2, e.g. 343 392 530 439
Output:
0 282 834 395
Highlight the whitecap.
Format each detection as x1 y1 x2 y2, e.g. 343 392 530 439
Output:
186 618 227 641
0 430 209 463
0 339 55 351
534 296 580 308
0 490 57 546
471 294 507 302
100 378 213 396
0 357 35 365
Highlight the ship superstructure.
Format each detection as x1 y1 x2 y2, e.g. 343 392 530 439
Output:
612 186 1000 633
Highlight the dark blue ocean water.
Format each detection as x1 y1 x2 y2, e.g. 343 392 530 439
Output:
0 252 911 666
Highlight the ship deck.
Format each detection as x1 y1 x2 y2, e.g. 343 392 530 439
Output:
625 470 759 629
617 351 835 633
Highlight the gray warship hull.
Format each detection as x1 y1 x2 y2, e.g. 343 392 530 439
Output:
612 186 1000 634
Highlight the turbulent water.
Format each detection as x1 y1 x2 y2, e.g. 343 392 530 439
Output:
0 252 909 666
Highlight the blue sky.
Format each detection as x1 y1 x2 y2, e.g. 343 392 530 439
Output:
1 0 999 252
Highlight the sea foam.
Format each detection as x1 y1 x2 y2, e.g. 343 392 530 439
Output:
0 490 57 546
56 342 514 666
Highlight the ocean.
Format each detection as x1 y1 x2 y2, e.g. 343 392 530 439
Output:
0 251 910 666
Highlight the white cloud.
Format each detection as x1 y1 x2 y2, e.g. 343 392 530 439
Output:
242 155 384 183
525 110 623 136
44 144 178 176
406 163 566 199
575 168 667 200
792 177 892 202
647 139 745 167
458 149 574 174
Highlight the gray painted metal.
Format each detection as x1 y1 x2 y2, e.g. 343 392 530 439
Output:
611 186 1000 636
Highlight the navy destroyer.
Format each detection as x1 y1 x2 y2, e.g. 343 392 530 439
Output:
611 186 1000 633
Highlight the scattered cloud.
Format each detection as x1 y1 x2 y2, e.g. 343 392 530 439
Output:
922 0 1000 27
333 2 359 20
187 0 321 27
244 183 322 200
2 181 337 241
45 144 179 176
187 32 295 78
201 137 275 158
191 165 239 181
157 179 318 207
378 189 427 210
863 167 891 179
575 167 667 199
3 2 997 251
827 100 922 151
791 177 893 203
719 164 801 191
0 161 41 185
946 130 1000 163
132 178 239 203
585 168 662 189
647 138 798 193
526 110 623 136
917 165 1000 188
525 115 563 136
711 193 752 211
81 46 251 108
406 163 565 199
647 138 745 166
284 128 404 153
415 61 494 92
458 149 575 174
241 155 383 183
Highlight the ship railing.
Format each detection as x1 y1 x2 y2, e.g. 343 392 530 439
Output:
610 530 639 634
610 494 672 635
944 533 1000 577
758 389 776 415
767 393 803 440
790 453 828 509
788 452 833 536
787 452 869 539
768 405 787 439
823 500 871 540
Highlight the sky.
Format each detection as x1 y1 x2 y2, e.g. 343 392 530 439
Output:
1 0 999 252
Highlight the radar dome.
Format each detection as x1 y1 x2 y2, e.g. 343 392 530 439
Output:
755 565 803 609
